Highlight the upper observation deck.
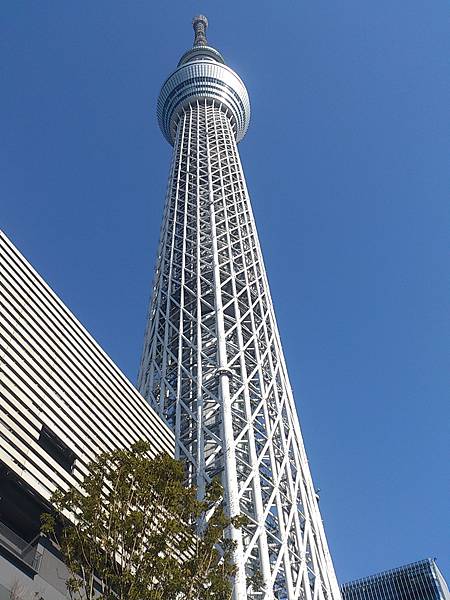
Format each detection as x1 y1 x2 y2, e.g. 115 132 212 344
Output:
157 16 251 145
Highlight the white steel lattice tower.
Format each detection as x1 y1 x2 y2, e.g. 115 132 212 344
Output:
138 16 341 600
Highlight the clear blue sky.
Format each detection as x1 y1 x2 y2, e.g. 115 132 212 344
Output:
2 1 449 585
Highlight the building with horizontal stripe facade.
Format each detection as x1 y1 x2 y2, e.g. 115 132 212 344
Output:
341 559 450 600
0 230 175 600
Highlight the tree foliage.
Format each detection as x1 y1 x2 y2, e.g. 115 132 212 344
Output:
41 441 243 600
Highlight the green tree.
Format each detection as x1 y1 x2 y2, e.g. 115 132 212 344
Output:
41 441 247 600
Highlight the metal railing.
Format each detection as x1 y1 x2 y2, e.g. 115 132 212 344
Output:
0 520 42 571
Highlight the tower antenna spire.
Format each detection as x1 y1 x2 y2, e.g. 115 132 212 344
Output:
192 15 208 47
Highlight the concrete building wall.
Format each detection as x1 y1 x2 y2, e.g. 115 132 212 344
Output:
0 230 175 599
0 545 68 600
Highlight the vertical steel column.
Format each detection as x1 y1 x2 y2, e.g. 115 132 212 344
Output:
206 100 247 599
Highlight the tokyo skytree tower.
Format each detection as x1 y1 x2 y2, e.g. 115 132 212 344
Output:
138 16 341 600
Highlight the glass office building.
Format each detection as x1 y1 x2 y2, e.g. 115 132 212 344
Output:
341 559 450 600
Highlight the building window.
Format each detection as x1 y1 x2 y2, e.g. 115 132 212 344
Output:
38 426 76 473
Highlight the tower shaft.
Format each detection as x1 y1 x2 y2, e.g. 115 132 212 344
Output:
139 18 341 600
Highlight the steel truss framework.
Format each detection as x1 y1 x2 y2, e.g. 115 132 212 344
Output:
138 97 340 600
